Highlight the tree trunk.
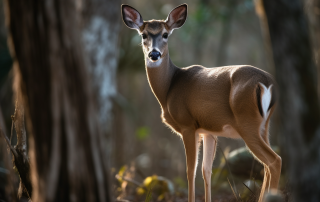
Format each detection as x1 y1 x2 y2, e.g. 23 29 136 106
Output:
81 0 120 132
215 0 237 66
305 0 320 98
315 0 320 99
4 0 115 201
80 0 121 164
256 0 320 200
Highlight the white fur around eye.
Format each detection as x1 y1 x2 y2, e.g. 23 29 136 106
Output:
162 31 169 41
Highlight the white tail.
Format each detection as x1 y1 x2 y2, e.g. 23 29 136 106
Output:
122 4 282 202
259 83 273 118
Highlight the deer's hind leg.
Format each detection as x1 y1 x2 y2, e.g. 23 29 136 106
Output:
201 133 217 202
260 107 275 146
230 82 281 201
237 121 281 202
259 107 278 188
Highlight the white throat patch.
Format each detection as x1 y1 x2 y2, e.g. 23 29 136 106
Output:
146 57 163 68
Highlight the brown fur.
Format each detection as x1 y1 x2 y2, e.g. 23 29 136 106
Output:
122 4 282 202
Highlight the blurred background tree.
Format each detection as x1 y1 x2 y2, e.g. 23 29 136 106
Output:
256 0 320 201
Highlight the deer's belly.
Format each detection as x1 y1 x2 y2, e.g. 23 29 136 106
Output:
196 125 241 139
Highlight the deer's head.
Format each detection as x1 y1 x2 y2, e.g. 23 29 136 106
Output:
122 4 188 63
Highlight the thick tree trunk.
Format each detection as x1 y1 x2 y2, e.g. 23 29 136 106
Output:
256 0 320 200
4 0 113 201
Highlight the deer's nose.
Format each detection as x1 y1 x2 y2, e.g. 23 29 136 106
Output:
148 50 161 61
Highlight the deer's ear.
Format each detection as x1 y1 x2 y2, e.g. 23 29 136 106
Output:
122 5 144 31
165 4 188 31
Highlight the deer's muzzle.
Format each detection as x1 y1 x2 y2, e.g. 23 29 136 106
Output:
148 50 161 61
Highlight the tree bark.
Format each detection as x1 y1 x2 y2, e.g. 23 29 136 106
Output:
256 0 320 200
4 0 113 201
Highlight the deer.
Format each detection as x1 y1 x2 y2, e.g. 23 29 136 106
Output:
121 3 281 202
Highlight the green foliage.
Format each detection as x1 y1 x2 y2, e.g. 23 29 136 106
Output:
118 30 144 72
135 126 150 141
212 147 230 186
193 3 212 23
173 177 186 189
144 184 153 202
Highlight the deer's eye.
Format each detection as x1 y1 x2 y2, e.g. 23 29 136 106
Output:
142 34 147 39
163 33 168 39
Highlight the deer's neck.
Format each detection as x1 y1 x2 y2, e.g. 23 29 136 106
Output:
145 53 177 107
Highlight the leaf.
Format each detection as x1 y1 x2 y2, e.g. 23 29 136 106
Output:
136 127 150 140
117 165 128 183
137 187 145 195
143 176 155 187
144 184 153 202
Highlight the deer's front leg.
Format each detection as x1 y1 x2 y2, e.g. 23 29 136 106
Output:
182 130 199 202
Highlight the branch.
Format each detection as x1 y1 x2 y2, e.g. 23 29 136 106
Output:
115 174 143 187
0 125 32 199
13 98 27 158
0 128 18 157
0 93 32 199
11 96 32 199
